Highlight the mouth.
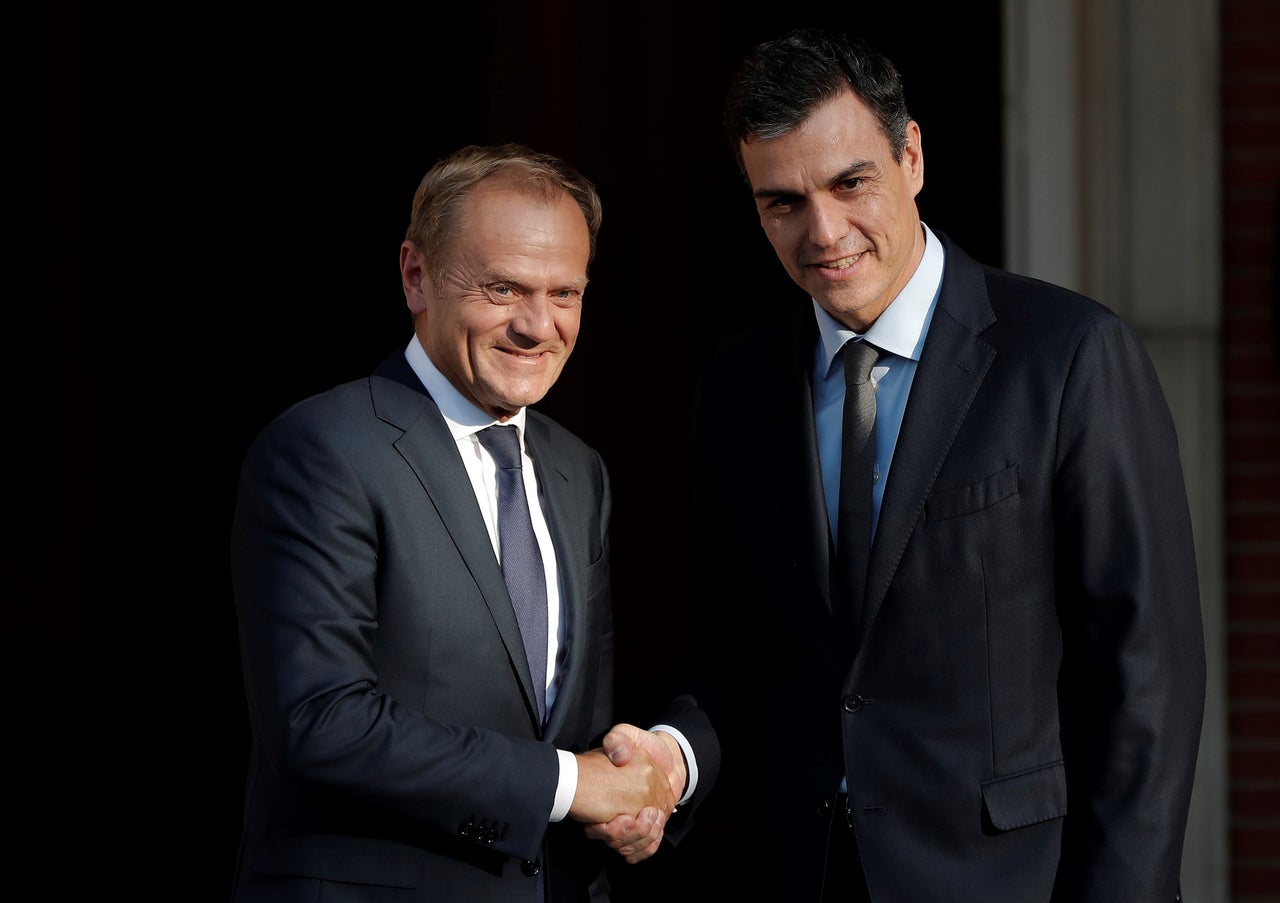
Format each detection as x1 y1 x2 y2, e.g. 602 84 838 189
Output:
810 251 864 272
497 347 553 363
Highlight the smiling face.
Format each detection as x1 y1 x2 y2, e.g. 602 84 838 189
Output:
740 86 925 332
401 180 590 421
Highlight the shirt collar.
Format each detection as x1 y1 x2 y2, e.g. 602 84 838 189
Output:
404 337 528 440
814 221 945 379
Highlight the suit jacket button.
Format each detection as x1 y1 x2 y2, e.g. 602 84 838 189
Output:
521 858 542 877
817 797 832 816
843 694 864 713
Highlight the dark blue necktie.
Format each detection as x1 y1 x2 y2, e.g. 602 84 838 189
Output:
836 340 879 637
477 425 548 724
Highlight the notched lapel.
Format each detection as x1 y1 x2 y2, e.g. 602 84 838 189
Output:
524 417 589 739
370 362 545 730
771 355 834 615
743 310 834 619
858 252 996 649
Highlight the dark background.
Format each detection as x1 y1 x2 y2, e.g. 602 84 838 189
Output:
8 3 1001 895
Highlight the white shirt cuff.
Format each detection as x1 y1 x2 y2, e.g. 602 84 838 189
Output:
651 725 697 806
550 748 578 822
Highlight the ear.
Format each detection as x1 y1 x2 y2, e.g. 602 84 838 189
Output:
903 120 924 198
400 241 430 315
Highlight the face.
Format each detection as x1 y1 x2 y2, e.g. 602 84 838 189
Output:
740 86 925 332
401 182 590 421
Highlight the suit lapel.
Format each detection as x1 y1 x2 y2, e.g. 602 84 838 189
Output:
858 240 996 649
523 416 587 739
370 352 544 731
744 308 835 618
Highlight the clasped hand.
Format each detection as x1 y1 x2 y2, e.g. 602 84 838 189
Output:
569 723 688 864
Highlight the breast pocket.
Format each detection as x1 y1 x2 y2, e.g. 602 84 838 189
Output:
925 463 1019 521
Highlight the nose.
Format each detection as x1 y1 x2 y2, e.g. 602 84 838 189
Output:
510 294 557 344
806 197 846 249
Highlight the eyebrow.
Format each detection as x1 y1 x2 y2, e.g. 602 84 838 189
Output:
752 160 879 202
484 270 590 293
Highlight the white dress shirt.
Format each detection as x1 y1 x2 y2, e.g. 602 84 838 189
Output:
405 338 580 820
405 338 697 822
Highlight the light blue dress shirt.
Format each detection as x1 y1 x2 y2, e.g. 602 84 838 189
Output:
813 222 945 545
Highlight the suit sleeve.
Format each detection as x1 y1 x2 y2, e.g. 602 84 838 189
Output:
650 695 721 842
231 407 559 861
1051 313 1206 901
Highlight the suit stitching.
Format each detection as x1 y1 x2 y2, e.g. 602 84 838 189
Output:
982 551 995 777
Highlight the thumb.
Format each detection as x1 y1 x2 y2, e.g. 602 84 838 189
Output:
602 724 642 765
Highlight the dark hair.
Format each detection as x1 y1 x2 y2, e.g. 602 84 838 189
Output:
723 27 912 173
405 143 603 287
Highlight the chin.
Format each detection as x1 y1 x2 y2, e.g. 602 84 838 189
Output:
489 387 550 413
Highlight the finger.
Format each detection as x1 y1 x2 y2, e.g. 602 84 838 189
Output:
613 806 661 849
624 842 662 864
622 807 663 848
585 813 644 850
622 832 665 864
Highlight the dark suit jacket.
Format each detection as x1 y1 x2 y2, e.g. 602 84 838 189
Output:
687 231 1204 902
230 349 717 902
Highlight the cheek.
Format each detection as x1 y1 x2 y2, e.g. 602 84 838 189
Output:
762 220 798 260
556 311 582 346
462 309 509 343
864 191 909 230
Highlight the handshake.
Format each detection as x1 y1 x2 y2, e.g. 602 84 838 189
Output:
568 723 688 864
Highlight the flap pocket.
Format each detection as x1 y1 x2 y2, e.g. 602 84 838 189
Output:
926 464 1019 521
256 832 423 887
980 760 1067 831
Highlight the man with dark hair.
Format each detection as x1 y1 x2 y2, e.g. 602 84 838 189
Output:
688 27 1204 902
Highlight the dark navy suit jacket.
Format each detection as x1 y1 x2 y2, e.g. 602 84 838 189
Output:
687 231 1204 903
231 349 718 902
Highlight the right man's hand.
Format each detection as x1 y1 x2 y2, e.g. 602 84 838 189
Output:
570 746 674 862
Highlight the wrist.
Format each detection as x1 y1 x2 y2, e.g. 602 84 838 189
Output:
654 730 688 796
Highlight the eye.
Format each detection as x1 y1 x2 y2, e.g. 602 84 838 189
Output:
484 283 517 303
551 289 581 308
837 177 864 193
758 195 796 217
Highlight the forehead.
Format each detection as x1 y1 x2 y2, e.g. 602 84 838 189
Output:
454 183 590 270
740 87 892 190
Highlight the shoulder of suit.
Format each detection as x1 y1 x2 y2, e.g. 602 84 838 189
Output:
978 264 1120 334
284 376 379 420
934 229 1114 324
526 409 597 460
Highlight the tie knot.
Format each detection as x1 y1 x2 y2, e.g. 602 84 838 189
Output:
842 340 879 387
477 425 524 471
